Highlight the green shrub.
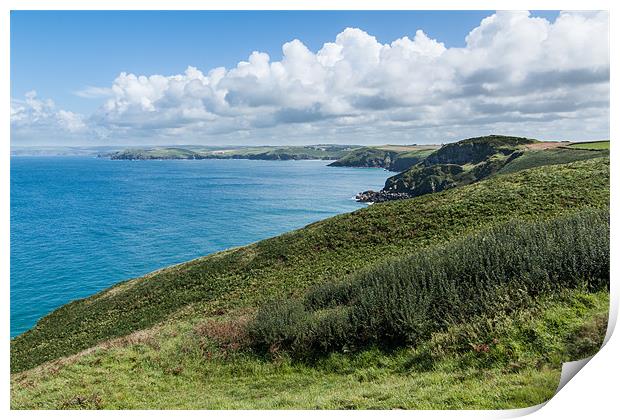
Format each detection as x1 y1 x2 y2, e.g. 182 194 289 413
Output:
247 300 307 354
248 209 609 358
303 278 354 310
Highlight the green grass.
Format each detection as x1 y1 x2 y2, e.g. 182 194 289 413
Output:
396 148 436 158
567 141 610 150
499 148 609 175
11 157 610 373
11 290 608 409
328 147 399 168
409 290 608 371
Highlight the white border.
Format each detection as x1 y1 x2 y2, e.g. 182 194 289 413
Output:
2 1 617 419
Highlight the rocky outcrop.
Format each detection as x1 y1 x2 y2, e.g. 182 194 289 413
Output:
425 135 535 166
355 190 414 203
355 136 537 203
329 147 433 171
328 148 400 169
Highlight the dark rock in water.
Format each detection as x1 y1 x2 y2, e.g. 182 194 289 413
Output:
355 190 413 203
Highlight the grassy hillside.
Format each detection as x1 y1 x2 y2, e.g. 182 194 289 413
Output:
11 279 608 409
11 157 609 373
499 148 609 174
361 135 530 201
567 141 610 150
327 147 400 168
424 135 536 166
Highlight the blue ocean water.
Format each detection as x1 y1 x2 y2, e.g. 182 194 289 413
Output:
10 157 388 337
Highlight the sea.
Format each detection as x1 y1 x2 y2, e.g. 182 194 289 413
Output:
10 157 388 337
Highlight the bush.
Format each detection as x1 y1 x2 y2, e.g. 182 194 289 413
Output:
247 209 609 358
247 300 308 354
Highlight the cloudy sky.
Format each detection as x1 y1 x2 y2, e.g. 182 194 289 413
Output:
10 10 609 146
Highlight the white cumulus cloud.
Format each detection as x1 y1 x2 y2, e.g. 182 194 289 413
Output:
11 91 88 137
11 10 609 145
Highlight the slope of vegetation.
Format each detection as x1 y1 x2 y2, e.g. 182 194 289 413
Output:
327 147 400 168
11 157 609 373
357 135 531 201
499 148 609 175
567 141 610 150
424 135 536 165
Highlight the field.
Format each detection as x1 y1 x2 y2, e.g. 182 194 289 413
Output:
567 141 610 150
499 148 609 175
375 144 441 152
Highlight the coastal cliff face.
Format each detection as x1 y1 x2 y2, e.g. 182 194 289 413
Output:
423 135 534 166
328 146 437 171
355 136 609 203
327 148 400 169
354 136 533 202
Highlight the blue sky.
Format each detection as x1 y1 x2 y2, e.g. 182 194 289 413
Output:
11 10 559 115
11 10 609 146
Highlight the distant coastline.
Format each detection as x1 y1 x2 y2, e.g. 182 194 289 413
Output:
12 139 610 205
